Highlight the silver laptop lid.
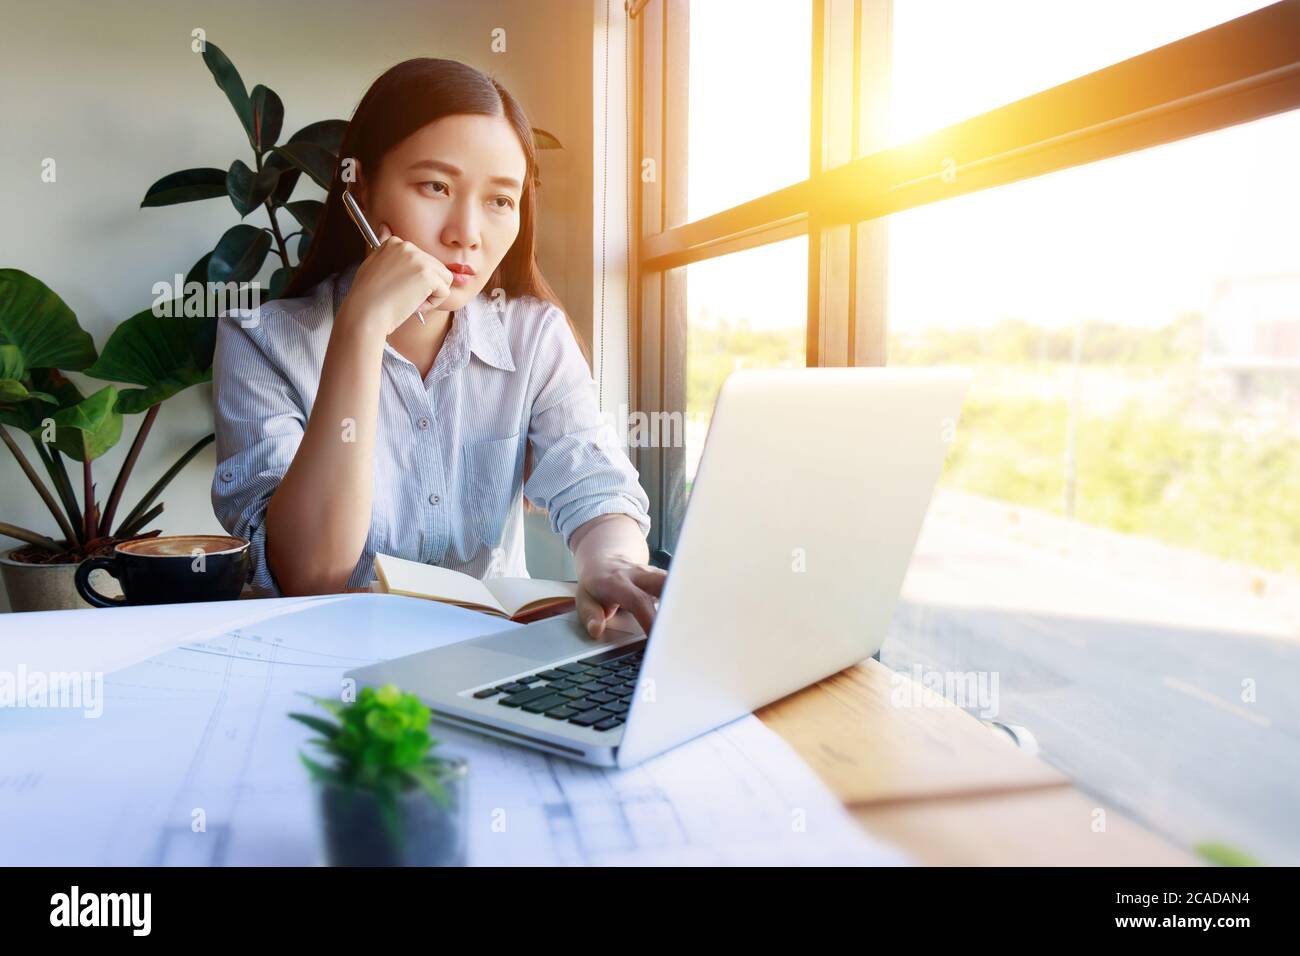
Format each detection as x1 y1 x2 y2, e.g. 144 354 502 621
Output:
616 367 970 767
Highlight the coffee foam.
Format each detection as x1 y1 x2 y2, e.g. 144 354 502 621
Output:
118 534 248 558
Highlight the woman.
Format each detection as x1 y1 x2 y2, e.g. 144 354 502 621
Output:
211 58 665 640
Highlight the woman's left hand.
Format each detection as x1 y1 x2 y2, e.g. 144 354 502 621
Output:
575 554 668 640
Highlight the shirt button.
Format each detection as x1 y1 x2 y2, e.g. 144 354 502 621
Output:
220 470 234 482
416 416 430 429
429 493 440 505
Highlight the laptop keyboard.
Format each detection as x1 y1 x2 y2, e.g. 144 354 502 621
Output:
468 643 645 733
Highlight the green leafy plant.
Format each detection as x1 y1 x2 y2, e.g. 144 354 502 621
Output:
290 684 457 842
142 40 564 300
141 41 347 299
0 269 215 562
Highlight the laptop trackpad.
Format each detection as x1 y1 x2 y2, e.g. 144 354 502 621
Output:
470 610 643 664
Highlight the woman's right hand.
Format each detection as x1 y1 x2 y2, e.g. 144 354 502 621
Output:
338 223 455 337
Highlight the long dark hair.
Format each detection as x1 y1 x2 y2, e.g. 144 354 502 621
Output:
284 58 588 363
288 58 588 513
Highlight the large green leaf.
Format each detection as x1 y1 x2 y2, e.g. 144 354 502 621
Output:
0 380 29 403
268 268 289 300
0 344 25 379
140 167 229 207
0 374 54 405
262 120 345 203
0 345 54 403
84 307 215 415
0 269 97 372
271 141 336 190
287 119 348 155
186 251 212 286
209 224 272 283
265 150 302 206
20 369 79 421
51 385 121 462
0 368 81 431
227 159 279 217
201 41 256 149
0 343 28 401
250 84 284 150
284 199 323 234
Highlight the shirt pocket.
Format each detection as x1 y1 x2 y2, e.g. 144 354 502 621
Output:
462 431 522 551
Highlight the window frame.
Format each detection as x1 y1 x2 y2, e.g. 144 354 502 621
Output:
629 0 1300 553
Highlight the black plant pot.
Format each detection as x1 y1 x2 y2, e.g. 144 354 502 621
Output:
315 758 469 866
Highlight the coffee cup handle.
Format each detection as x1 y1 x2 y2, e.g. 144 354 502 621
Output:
75 557 128 608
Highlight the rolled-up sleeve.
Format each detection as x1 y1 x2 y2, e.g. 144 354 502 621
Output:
210 311 305 596
522 307 652 550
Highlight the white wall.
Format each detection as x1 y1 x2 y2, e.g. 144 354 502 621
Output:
0 0 610 606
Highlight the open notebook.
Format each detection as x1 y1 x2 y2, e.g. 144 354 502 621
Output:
372 552 578 623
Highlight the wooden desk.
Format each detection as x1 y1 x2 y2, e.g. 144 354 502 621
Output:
756 658 1200 865
250 586 1196 864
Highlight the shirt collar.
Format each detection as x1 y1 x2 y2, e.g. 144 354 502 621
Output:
331 259 515 373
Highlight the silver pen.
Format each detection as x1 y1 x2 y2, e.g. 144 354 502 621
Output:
342 188 425 325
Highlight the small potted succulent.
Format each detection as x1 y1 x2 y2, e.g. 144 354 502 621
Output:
290 683 469 867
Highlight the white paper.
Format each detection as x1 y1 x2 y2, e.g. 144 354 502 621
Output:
0 594 346 674
0 594 907 866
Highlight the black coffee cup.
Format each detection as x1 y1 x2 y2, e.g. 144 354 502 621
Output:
75 534 252 608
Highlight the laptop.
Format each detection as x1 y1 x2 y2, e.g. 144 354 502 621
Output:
346 366 970 768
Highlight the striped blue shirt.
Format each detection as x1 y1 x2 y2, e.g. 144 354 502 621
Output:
210 259 651 596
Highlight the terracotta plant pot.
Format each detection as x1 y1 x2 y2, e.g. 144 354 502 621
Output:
0 547 123 612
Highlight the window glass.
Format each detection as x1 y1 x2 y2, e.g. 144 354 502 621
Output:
681 236 808 495
891 0 1271 143
686 0 812 221
887 109 1300 863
